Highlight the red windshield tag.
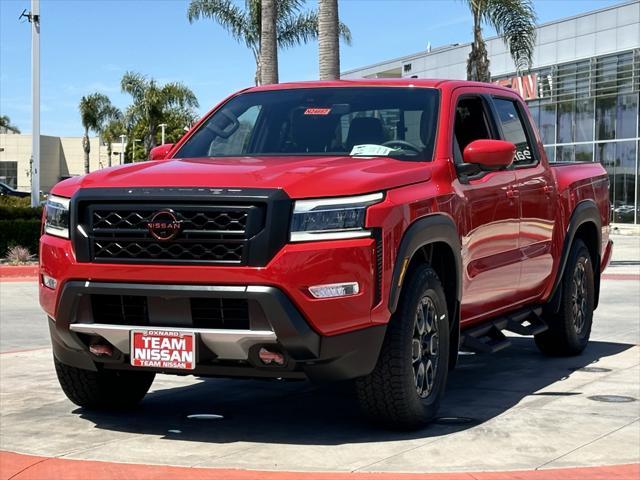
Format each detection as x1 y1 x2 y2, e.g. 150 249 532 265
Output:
304 108 331 115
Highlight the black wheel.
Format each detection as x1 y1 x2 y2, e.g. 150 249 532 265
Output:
54 358 155 409
535 238 595 356
355 264 449 429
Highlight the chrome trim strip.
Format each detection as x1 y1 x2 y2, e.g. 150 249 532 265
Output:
69 323 276 360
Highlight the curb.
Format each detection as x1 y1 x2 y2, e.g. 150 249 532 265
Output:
0 452 638 480
0 265 39 281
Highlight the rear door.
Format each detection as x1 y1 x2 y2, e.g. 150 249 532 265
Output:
450 91 520 324
490 96 556 301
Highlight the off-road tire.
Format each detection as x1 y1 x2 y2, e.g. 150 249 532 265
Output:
54 358 155 409
535 239 595 356
355 264 449 429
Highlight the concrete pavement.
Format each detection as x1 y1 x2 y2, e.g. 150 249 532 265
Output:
0 235 638 477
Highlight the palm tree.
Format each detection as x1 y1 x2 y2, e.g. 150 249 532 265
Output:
121 72 199 154
260 0 278 84
79 94 119 173
464 0 536 82
318 0 340 80
187 0 352 85
0 115 21 134
101 116 124 167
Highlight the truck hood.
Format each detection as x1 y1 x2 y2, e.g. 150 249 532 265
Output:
52 155 432 198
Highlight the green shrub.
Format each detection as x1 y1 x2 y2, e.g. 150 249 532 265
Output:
0 195 31 208
0 205 43 221
0 219 41 257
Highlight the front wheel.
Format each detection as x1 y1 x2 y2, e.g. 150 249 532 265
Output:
355 264 449 429
54 358 155 409
535 238 595 356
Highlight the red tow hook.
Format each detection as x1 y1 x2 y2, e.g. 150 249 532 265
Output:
258 347 285 366
89 343 113 357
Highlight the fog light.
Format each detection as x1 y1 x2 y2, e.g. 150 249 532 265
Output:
308 282 359 299
42 274 57 289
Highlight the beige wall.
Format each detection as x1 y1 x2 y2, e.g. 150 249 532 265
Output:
0 134 124 193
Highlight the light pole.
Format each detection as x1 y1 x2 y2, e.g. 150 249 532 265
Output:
119 134 127 164
132 139 141 162
158 123 167 145
23 1 40 207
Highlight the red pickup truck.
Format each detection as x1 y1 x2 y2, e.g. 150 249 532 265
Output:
40 79 612 429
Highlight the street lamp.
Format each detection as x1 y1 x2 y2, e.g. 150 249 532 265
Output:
132 139 141 162
158 123 167 145
119 134 127 164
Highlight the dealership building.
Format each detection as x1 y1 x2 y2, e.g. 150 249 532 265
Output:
0 133 125 194
343 1 640 224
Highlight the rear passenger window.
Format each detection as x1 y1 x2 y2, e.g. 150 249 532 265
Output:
493 98 536 167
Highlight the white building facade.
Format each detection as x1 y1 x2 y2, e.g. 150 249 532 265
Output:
343 1 640 224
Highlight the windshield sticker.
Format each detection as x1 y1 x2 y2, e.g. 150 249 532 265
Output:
350 144 397 157
304 108 332 115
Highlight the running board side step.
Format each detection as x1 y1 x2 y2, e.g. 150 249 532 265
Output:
460 307 547 354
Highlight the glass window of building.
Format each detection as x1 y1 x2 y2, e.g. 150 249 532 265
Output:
0 161 18 189
617 93 638 140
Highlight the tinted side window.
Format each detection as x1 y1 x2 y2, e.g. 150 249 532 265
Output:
453 97 493 164
493 98 536 167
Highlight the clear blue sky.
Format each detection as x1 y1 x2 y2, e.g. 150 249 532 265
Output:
0 0 621 137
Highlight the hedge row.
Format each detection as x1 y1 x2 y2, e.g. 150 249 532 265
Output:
0 219 41 256
0 206 43 221
0 205 43 256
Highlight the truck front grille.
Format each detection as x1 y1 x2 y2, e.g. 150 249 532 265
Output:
87 204 258 265
72 187 291 267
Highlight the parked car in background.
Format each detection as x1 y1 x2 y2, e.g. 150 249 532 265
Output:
40 79 612 429
0 182 29 198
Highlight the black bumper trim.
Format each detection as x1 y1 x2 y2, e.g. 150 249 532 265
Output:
51 281 386 382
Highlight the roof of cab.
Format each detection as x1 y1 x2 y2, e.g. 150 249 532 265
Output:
245 78 517 95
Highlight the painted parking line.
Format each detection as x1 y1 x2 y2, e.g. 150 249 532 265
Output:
0 347 50 356
601 273 640 281
0 452 638 480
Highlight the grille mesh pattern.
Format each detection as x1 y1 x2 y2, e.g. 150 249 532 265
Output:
87 204 256 264
93 241 244 262
92 209 248 232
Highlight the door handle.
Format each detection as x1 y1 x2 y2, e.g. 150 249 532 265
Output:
506 188 520 199
543 185 554 195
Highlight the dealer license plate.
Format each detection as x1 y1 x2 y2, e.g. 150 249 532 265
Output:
130 330 196 370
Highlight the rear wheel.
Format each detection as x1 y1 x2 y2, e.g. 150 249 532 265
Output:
355 264 449 429
535 239 595 356
54 358 155 409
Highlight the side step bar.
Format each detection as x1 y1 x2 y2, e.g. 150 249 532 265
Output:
460 307 547 354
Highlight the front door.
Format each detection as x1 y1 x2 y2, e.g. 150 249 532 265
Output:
451 94 521 325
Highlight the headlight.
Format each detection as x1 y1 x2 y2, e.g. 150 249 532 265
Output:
44 195 70 239
290 192 383 242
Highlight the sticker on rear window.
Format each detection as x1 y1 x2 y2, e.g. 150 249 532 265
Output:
304 108 332 115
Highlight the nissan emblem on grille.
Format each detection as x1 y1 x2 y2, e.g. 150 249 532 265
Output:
146 210 182 241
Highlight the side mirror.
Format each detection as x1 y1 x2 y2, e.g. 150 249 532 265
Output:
149 143 174 161
463 139 515 170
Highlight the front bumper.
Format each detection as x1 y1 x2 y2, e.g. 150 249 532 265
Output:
41 233 383 336
48 280 386 382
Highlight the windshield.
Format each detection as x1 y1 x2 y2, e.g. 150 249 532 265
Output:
175 87 440 161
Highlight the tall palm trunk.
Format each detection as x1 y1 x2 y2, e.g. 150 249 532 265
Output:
467 11 490 82
106 142 112 167
260 0 278 85
318 0 340 80
82 128 91 173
